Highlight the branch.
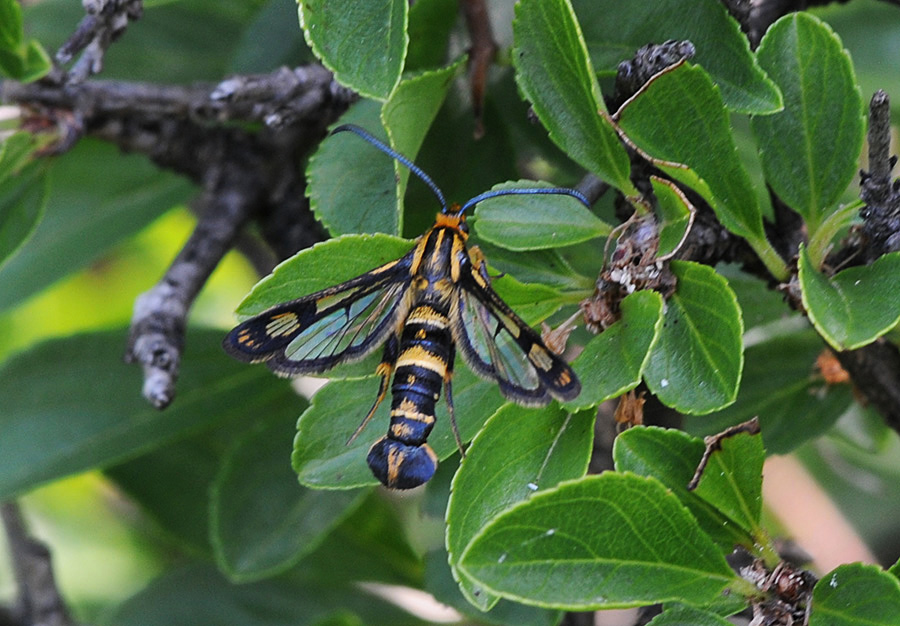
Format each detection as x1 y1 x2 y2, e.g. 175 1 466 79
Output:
859 90 900 261
1 502 78 626
124 160 260 407
56 0 144 84
3 65 351 406
459 0 497 138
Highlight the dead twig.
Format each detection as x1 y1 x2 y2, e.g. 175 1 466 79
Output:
1 502 78 626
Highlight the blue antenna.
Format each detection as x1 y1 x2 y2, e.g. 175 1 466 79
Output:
458 187 591 216
333 124 592 217
331 124 448 212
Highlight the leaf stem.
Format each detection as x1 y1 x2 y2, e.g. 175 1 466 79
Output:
806 200 863 268
748 237 789 281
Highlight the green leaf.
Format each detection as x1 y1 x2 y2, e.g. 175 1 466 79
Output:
406 0 457 71
0 162 47 270
0 0 48 81
473 180 612 251
458 473 740 609
799 247 900 351
644 261 744 414
425 550 563 626
0 132 39 179
19 39 51 82
27 0 269 83
613 427 754 552
811 563 900 626
691 425 764 537
566 290 664 410
293 365 505 488
299 0 407 100
299 492 422 587
751 13 863 232
308 101 399 236
572 0 782 113
651 176 694 259
227 0 316 73
683 331 854 455
0 328 299 499
108 563 429 626
0 139 195 311
615 64 764 246
106 430 233 552
234 233 411 317
381 58 465 233
477 242 590 291
211 410 366 581
512 0 634 193
447 404 594 609
891 558 900 581
647 605 735 626
489 274 571 326
0 0 24 49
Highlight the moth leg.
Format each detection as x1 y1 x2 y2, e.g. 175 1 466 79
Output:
444 343 466 458
347 334 398 445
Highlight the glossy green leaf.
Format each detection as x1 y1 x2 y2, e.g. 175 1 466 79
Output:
811 563 900 626
512 0 634 193
683 331 853 454
613 427 754 552
651 177 694 259
458 473 741 609
691 425 764 537
572 0 782 114
293 365 505 489
0 161 47 270
211 410 365 581
474 180 612 251
0 140 195 311
752 13 863 232
644 261 744 414
308 101 400 236
234 233 411 317
447 404 594 609
566 290 664 410
299 0 406 100
647 605 735 626
890 558 900 581
615 64 764 246
799 247 900 351
109 563 428 626
0 328 299 499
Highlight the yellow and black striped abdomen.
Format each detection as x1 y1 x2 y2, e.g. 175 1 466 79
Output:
367 303 451 489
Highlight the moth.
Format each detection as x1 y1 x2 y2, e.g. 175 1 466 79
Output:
224 124 584 489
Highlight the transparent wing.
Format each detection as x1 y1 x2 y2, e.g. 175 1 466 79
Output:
224 256 412 376
451 266 580 405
